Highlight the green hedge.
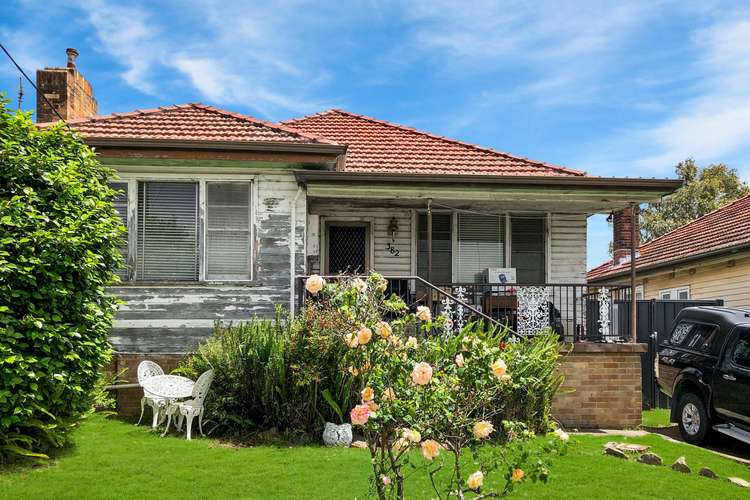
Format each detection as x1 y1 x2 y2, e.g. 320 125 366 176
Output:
0 99 123 461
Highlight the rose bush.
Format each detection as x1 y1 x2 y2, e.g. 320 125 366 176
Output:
305 273 567 499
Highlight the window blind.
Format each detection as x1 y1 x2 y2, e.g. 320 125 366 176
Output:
457 213 504 283
137 182 199 281
111 182 129 280
511 216 545 283
206 182 252 280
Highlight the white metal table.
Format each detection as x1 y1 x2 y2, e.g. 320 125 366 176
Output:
141 375 194 432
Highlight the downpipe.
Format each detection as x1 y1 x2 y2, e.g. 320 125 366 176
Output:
289 185 303 318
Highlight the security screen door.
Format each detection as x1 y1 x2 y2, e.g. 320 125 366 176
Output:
326 223 369 274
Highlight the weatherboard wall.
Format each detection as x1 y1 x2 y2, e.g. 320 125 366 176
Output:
109 170 306 353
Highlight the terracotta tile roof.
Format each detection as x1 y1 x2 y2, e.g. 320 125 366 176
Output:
282 109 585 176
588 194 750 281
41 103 339 145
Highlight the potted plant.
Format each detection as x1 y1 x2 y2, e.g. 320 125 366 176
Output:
321 387 353 447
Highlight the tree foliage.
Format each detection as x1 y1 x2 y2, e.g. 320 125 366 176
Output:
640 159 750 242
0 97 123 461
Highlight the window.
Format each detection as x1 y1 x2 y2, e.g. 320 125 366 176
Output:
417 213 452 283
137 181 199 281
111 182 129 280
206 182 252 280
669 321 720 354
635 285 644 300
731 329 750 369
511 215 545 283
456 213 504 283
659 286 690 300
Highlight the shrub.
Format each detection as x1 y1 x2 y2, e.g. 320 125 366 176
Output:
0 99 123 461
309 273 567 499
178 306 357 437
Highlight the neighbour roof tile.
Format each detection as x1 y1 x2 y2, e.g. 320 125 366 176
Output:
41 103 338 145
283 109 585 176
588 194 750 281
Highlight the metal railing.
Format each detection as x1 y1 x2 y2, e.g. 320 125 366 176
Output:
296 276 631 342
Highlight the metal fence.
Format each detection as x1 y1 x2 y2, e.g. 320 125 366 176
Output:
296 276 631 342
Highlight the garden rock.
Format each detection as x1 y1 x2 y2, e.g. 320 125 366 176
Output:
671 456 691 474
637 452 663 466
322 423 353 447
351 440 368 449
699 467 719 479
728 477 750 488
603 444 628 459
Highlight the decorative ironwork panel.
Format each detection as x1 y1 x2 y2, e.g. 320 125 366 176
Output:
517 286 549 336
453 286 467 331
597 288 611 338
440 296 454 337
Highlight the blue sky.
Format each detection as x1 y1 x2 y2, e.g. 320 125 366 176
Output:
2 1 750 269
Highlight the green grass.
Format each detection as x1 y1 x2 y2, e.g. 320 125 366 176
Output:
2 414 749 499
642 409 674 428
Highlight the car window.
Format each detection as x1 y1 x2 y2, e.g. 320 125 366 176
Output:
731 330 750 369
670 321 720 353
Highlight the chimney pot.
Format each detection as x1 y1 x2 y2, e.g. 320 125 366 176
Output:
66 48 79 69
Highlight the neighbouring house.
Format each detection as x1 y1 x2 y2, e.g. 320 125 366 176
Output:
35 49 683 428
588 194 750 310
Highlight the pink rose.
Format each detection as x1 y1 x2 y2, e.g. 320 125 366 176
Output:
305 275 325 295
411 362 433 385
350 404 371 426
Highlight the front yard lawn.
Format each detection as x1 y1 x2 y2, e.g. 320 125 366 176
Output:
2 414 749 499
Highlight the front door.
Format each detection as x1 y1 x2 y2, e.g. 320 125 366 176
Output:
326 222 369 274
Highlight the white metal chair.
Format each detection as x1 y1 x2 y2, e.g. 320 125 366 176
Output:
136 360 165 428
165 370 214 440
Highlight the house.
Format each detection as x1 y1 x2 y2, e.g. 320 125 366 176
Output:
35 49 683 428
588 194 750 309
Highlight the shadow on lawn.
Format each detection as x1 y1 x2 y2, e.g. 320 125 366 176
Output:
644 424 750 462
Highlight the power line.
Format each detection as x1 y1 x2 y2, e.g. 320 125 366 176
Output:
0 42 70 129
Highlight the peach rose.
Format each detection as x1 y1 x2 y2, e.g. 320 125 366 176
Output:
375 321 392 339
405 336 418 349
350 404 371 426
411 362 433 385
455 353 465 368
472 421 494 439
348 366 359 376
392 437 410 452
345 332 359 348
357 326 373 345
420 439 440 460
367 401 379 412
361 387 374 402
467 471 484 490
305 274 325 295
352 278 367 293
553 428 569 442
388 335 403 347
382 387 396 401
512 468 524 482
402 428 421 443
490 359 507 380
416 305 432 322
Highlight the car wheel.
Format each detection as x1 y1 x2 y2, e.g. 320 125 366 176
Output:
677 393 710 444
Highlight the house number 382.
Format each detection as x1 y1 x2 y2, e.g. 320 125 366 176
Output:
385 242 400 257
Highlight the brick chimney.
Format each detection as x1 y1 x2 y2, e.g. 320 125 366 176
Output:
612 206 640 265
35 48 97 123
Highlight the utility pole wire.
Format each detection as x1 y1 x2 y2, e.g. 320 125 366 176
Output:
0 42 71 129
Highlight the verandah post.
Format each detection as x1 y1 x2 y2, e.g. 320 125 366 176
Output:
629 202 637 343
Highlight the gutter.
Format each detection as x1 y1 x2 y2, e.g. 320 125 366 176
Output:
588 242 750 283
293 170 683 192
85 137 347 155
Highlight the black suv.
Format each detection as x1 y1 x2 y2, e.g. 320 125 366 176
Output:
657 306 750 445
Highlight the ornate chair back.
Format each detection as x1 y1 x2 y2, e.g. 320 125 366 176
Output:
137 360 164 385
191 370 214 406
